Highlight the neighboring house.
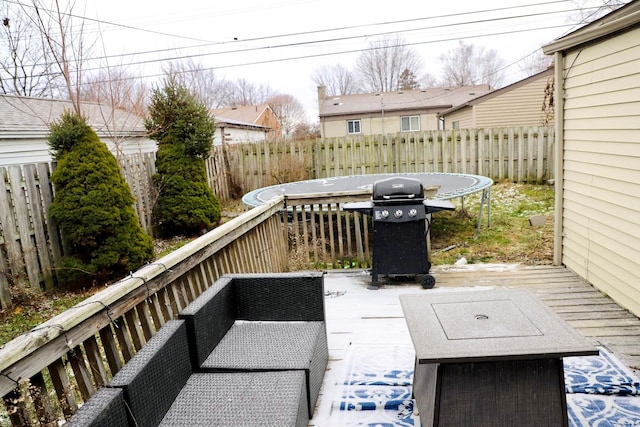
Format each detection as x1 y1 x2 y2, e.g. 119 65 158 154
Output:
212 116 270 146
211 103 281 141
317 85 493 138
439 67 554 129
0 95 155 166
542 0 640 317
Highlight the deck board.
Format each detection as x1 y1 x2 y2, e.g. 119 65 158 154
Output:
312 265 640 425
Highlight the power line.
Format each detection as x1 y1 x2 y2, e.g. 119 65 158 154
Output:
16 3 586 75
2 0 585 95
7 0 574 63
72 22 573 87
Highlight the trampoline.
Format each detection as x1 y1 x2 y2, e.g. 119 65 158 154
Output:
243 172 493 235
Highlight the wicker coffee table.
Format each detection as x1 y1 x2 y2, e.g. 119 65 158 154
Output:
399 289 598 427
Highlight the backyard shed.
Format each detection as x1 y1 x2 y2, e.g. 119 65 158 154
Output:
543 0 640 317
211 116 270 145
211 104 281 141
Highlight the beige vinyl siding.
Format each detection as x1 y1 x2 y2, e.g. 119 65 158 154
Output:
475 75 551 128
444 108 474 129
561 27 640 317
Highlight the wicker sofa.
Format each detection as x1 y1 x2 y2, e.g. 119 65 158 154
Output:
66 272 327 427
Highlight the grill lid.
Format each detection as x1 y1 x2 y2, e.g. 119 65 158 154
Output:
372 177 424 202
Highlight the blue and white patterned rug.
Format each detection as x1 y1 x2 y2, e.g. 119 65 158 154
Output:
331 345 419 426
564 349 640 396
332 344 640 426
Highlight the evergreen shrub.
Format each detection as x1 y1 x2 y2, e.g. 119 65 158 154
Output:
48 113 154 289
146 78 220 237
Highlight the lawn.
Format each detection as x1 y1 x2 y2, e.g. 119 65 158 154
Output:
430 181 555 265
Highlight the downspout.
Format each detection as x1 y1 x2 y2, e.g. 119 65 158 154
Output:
553 52 565 266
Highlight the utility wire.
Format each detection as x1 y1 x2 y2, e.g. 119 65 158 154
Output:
2 0 588 93
13 3 587 77
7 0 574 62
43 21 573 89
88 6 586 67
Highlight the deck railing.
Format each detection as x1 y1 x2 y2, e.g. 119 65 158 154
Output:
284 191 374 270
0 186 481 425
0 198 286 426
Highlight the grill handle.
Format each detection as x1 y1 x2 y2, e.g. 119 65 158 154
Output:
382 194 416 200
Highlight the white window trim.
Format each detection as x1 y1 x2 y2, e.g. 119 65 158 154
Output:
347 119 362 134
401 115 420 132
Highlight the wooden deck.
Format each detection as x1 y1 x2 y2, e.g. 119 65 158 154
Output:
312 264 640 425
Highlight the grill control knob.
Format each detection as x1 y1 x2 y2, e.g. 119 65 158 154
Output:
380 210 389 219
408 208 418 217
394 209 403 218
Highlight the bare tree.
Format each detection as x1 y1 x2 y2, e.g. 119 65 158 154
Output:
570 0 630 24
162 59 230 109
266 93 306 138
225 78 275 106
291 121 320 140
82 68 148 115
355 35 423 93
440 41 506 88
25 0 95 114
311 64 359 96
0 2 58 96
518 50 553 77
420 73 439 88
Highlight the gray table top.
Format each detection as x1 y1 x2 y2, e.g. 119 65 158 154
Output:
400 289 598 364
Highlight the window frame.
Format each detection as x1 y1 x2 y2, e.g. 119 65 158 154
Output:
347 119 362 134
400 115 420 132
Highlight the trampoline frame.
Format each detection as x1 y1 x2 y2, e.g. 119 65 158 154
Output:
242 173 493 237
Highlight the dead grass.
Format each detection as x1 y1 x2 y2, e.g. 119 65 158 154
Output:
429 181 555 265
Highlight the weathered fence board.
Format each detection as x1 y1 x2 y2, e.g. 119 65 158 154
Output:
0 154 156 303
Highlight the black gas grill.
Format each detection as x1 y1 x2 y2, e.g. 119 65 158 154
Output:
344 176 454 290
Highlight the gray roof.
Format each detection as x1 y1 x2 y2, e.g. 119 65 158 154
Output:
213 115 269 130
0 95 146 138
319 85 492 117
210 103 273 125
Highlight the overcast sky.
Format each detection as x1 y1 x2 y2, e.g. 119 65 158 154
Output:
79 0 594 121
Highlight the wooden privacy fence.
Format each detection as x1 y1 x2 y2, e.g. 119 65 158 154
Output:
0 198 287 426
0 153 155 306
0 126 551 307
208 126 554 198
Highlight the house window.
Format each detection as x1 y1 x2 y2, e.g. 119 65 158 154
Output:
452 121 459 130
401 115 420 132
347 120 361 134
